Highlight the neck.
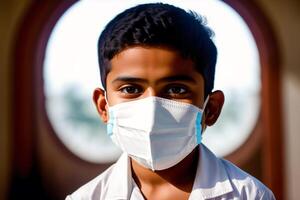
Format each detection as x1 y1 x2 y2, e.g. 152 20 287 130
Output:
131 146 199 192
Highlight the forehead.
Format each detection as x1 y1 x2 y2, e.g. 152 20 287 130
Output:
108 46 204 83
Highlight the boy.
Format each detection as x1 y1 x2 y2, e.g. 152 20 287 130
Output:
66 3 275 200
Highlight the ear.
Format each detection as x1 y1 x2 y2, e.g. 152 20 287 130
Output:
93 88 109 123
204 90 225 126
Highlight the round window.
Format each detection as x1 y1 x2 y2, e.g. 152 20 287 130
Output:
44 0 260 163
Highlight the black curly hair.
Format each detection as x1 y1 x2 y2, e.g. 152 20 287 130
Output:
98 3 217 97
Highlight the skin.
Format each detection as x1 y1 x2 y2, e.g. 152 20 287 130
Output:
93 46 224 200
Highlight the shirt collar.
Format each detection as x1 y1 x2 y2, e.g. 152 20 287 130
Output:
106 153 132 200
190 144 233 199
105 144 233 200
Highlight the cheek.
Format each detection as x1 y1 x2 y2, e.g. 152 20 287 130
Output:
105 86 130 106
190 85 205 108
105 89 117 106
195 95 204 108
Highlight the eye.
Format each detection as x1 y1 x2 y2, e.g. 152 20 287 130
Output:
165 85 189 98
120 85 142 94
167 86 187 94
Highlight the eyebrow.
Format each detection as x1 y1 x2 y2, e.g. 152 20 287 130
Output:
111 76 148 84
157 75 197 84
112 75 197 84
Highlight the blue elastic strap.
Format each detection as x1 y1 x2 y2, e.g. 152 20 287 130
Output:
195 112 202 144
107 111 114 136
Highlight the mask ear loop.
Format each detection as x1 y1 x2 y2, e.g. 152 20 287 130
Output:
104 91 110 106
195 96 210 144
203 95 210 110
104 91 114 136
201 95 210 134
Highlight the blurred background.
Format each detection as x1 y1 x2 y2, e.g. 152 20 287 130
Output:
0 0 299 199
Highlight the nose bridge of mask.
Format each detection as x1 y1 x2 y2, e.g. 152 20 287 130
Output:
122 98 156 132
107 96 209 137
152 99 179 130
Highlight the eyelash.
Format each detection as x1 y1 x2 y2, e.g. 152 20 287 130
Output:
166 86 187 94
119 85 143 95
164 85 190 98
118 84 191 98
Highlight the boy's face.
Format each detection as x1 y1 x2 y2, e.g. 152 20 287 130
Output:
107 46 205 107
94 46 224 125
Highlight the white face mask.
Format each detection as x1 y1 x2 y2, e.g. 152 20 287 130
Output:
106 96 208 171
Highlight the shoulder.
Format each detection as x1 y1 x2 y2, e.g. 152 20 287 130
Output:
65 164 115 200
65 153 130 200
221 159 276 199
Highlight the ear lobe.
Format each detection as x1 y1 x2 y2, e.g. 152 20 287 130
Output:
204 90 225 126
93 88 109 123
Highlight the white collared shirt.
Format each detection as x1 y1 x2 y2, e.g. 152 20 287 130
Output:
66 144 275 200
